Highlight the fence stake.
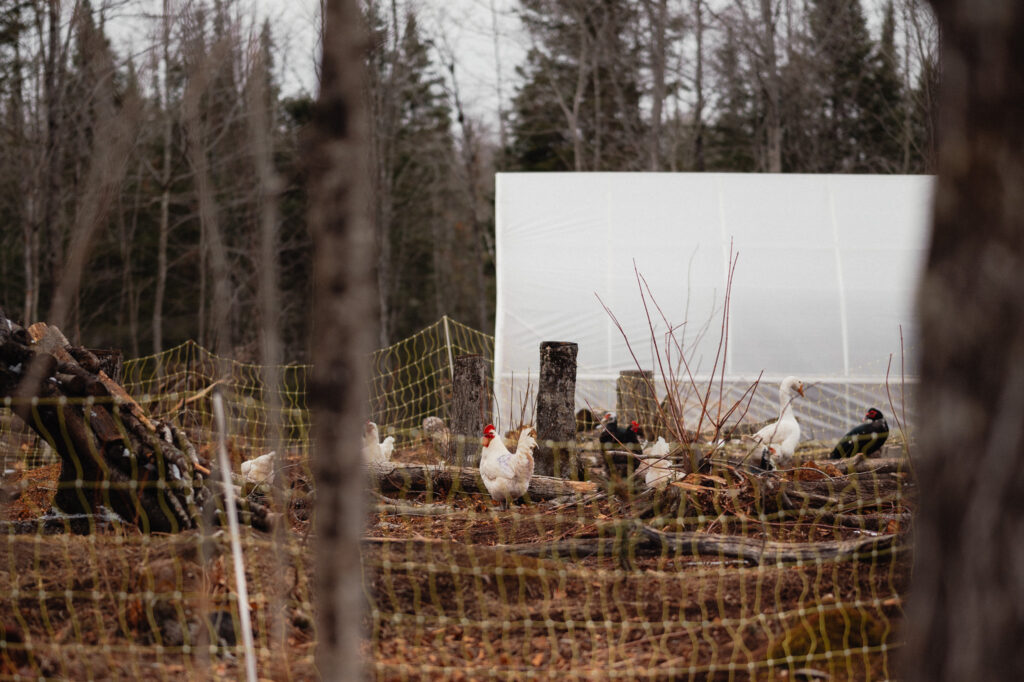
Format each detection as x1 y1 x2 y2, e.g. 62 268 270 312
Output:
443 315 456 380
213 391 258 682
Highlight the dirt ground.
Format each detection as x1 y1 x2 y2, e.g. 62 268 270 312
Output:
0 438 912 680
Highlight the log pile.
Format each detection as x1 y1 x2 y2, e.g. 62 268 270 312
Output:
0 310 270 533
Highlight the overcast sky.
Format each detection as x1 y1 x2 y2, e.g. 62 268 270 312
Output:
105 0 524 133
253 0 525 132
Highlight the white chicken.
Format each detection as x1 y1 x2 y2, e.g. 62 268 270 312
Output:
750 376 805 470
636 436 680 489
362 421 395 464
479 424 537 508
241 451 276 486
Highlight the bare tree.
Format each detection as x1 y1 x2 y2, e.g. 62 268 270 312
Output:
151 0 176 355
641 0 669 171
307 0 375 677
692 0 706 171
904 1 1024 679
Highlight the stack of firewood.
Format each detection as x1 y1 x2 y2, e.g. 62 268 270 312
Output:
0 309 269 533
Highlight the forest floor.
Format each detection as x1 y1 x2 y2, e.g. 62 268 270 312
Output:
0 436 912 680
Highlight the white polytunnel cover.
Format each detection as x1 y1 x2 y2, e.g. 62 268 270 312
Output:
493 172 935 442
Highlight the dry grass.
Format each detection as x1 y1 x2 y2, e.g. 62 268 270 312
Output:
1 434 910 680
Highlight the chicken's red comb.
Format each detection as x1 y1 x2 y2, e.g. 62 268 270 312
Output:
630 420 640 430
483 424 496 434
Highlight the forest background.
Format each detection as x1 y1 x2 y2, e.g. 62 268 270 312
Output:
0 0 938 362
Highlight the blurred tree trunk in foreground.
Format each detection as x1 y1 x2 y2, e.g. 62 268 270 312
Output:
307 0 375 678
905 1 1024 680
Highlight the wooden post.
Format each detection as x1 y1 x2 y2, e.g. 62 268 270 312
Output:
616 369 658 437
535 341 579 478
449 354 487 467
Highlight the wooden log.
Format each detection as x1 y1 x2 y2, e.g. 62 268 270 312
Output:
0 313 268 533
448 354 487 467
535 341 579 478
495 524 901 566
365 462 597 501
807 455 911 475
616 369 658 437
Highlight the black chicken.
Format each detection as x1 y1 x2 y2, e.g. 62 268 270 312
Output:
599 412 641 447
829 407 889 459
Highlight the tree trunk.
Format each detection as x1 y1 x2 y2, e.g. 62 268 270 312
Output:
616 369 658 436
693 0 706 171
449 354 487 467
152 0 174 356
535 341 579 478
643 0 668 171
904 2 1024 680
184 66 231 359
366 462 596 501
306 0 374 677
759 0 782 173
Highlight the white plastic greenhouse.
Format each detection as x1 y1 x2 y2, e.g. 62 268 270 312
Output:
493 172 935 441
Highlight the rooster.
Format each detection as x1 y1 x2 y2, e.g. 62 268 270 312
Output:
598 412 642 448
362 421 395 464
750 376 805 470
479 424 537 508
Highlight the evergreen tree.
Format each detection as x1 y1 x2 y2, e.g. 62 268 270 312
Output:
859 0 907 172
365 2 465 343
705 25 758 171
509 0 646 171
806 0 884 171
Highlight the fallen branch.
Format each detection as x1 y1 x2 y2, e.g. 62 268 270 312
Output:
373 503 463 517
805 455 911 475
638 525 900 565
495 523 901 566
364 462 598 500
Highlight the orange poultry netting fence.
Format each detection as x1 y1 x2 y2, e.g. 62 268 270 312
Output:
0 317 912 680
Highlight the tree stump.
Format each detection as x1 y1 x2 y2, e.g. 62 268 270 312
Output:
535 341 579 478
448 354 488 467
616 369 658 437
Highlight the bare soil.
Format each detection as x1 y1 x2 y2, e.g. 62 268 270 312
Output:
0 441 912 680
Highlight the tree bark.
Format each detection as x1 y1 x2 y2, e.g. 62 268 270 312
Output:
366 462 596 501
904 2 1024 680
152 0 174 356
616 369 658 436
758 0 783 172
642 0 668 171
535 341 579 478
0 315 266 534
306 0 374 677
497 525 898 565
449 354 487 467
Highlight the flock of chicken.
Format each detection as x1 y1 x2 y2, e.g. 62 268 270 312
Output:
240 376 889 507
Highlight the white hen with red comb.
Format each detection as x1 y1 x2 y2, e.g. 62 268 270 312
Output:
479 424 537 507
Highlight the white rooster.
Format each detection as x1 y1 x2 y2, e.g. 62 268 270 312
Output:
750 376 805 470
362 421 395 464
241 451 276 486
479 424 537 508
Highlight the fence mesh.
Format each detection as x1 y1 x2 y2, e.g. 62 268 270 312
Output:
0 317 911 680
